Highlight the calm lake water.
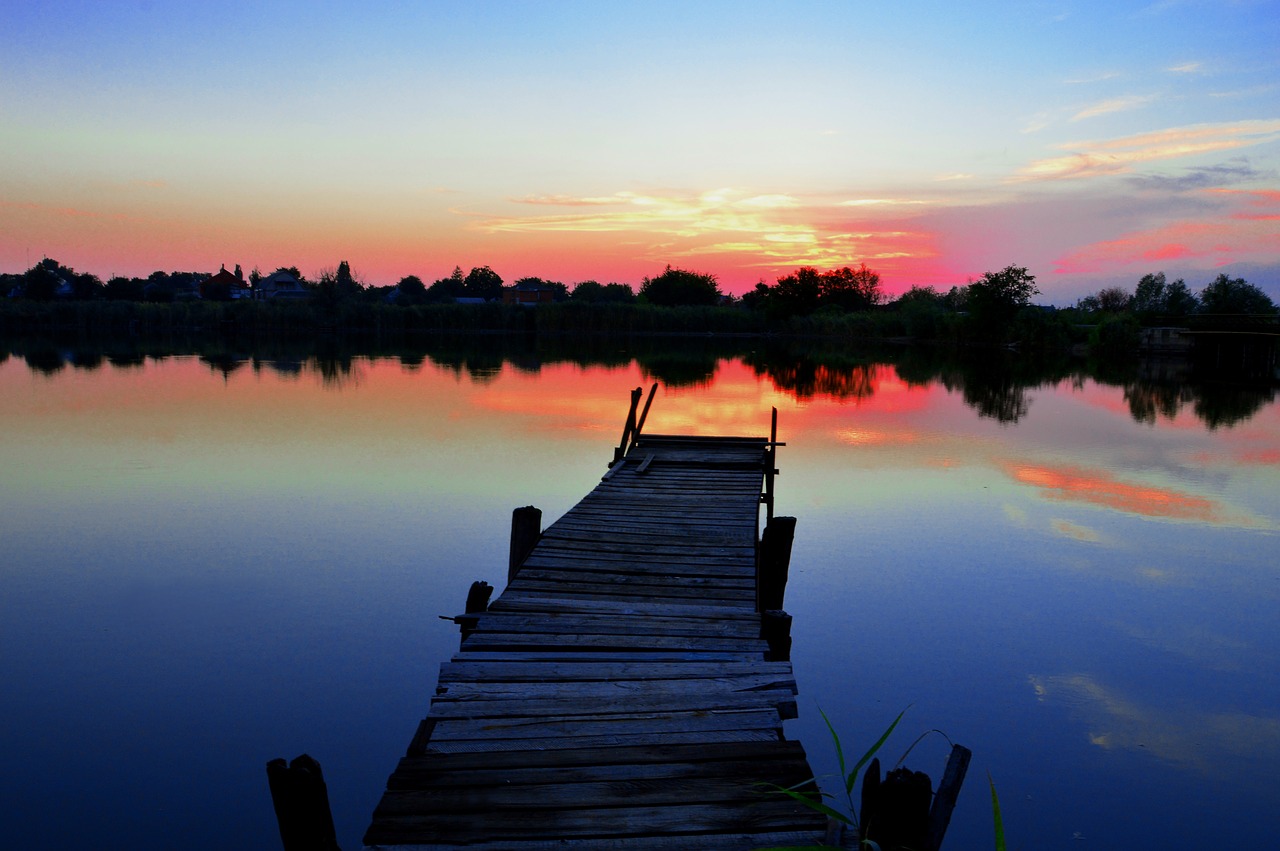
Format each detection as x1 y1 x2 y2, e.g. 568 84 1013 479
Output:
2 339 1277 849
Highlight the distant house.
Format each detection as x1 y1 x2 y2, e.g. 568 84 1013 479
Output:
256 270 309 300
201 264 252 300
503 280 557 305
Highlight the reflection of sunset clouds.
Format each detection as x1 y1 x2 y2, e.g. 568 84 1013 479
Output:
834 428 920 446
1051 519 1103 543
1007 462 1226 523
1030 674 1280 775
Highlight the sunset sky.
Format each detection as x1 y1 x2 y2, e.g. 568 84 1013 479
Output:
2 1 1278 303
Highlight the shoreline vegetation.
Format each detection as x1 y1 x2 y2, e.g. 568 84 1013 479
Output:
2 259 1275 356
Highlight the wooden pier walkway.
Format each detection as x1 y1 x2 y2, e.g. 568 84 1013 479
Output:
361 429 829 849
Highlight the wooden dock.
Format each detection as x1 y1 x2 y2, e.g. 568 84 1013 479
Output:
361 425 830 849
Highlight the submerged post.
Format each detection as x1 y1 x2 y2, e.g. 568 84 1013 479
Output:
266 754 342 851
757 515 796 612
761 609 792 662
509 506 542 582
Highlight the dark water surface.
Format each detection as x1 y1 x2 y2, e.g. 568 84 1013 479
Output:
2 339 1277 849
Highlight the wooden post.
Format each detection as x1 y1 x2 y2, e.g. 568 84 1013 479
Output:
266 754 342 851
629 382 658 452
509 506 542 582
927 744 972 851
613 386 642 465
859 758 932 851
760 609 792 662
765 406 779 523
455 580 493 638
757 516 796 612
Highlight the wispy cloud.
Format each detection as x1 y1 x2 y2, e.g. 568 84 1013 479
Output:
1167 61 1204 74
471 189 938 270
1070 94 1158 122
1125 159 1270 192
1016 119 1280 181
1065 71 1122 85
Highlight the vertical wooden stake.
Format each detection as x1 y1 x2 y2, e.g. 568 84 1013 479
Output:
761 609 792 662
266 754 342 851
757 516 796 612
456 580 493 638
927 744 972 851
509 506 542 582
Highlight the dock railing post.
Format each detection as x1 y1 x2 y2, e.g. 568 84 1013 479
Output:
509 505 542 582
265 754 342 851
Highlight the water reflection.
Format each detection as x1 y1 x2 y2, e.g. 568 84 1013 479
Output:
2 331 1277 851
1 332 1276 430
1030 674 1280 777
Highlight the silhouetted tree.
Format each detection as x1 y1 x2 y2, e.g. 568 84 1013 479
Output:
1164 279 1198 318
464 266 504 301
1096 286 1132 313
426 267 466 302
820 263 883 311
1198 274 1276 315
967 265 1039 334
639 265 722 306
1132 272 1166 316
771 267 822 317
105 276 145 301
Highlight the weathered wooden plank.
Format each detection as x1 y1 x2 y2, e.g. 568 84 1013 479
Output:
461 631 765 652
507 580 756 603
385 749 811 791
365 434 818 849
374 769 817 812
434 676 799 703
437 659 794 682
449 650 767 664
365 799 824 845
364 830 830 850
486 595 760 618
425 690 797 721
461 611 763 638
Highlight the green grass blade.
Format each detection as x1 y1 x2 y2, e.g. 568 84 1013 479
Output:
758 782 853 826
818 707 848 784
989 772 1006 851
847 709 905 795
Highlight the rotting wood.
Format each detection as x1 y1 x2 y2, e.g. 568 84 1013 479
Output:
508 505 541 582
363 417 839 849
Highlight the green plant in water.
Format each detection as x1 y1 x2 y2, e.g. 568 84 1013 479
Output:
989 773 1005 851
757 707 905 849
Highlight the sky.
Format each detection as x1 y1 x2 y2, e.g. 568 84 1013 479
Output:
2 1 1278 303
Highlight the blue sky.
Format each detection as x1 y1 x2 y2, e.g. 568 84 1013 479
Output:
2 1 1278 301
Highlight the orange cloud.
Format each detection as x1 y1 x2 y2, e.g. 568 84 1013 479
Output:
469 188 940 274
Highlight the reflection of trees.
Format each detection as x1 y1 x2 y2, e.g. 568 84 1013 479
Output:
199 353 247 378
1124 382 1193 425
639 354 718 388
69 350 104 371
24 347 65 375
311 353 363 389
758 360 880 403
959 375 1029 424
1193 384 1274 430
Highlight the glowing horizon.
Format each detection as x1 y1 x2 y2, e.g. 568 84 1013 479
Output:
2 2 1278 303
